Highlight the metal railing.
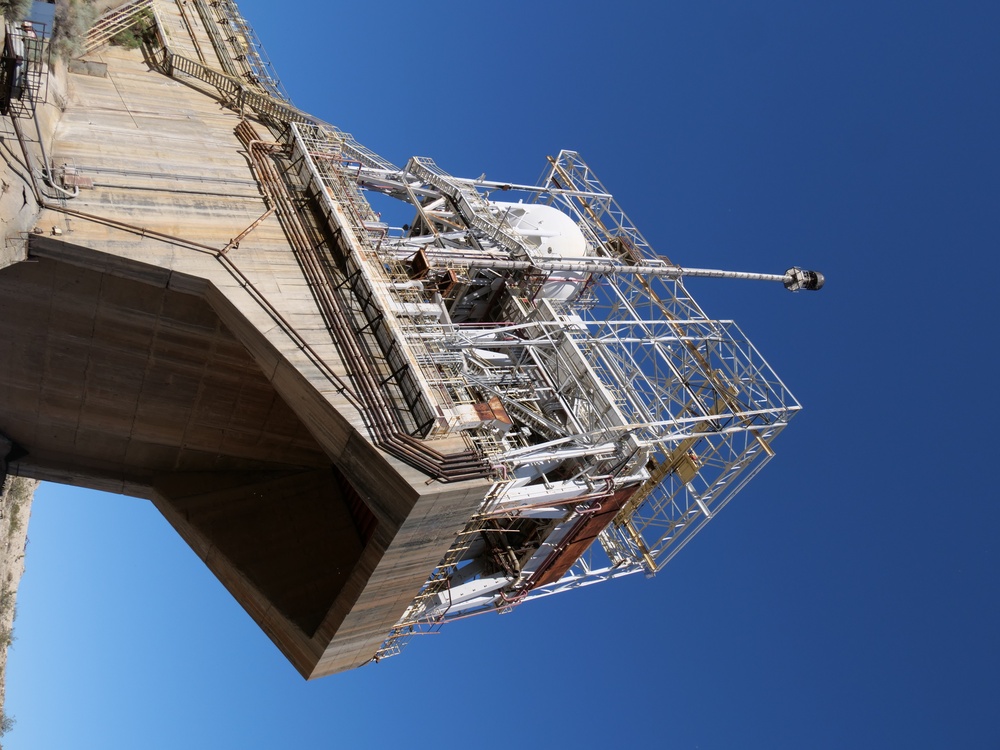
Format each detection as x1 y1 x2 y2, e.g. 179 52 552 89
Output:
84 0 155 54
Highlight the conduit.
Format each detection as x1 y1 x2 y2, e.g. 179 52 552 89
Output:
235 122 487 481
11 15 487 483
11 115 361 413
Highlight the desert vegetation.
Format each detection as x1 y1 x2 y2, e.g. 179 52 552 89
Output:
50 0 99 59
0 477 36 748
0 1 33 22
109 6 153 49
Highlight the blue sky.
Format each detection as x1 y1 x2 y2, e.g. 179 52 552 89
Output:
7 1 1000 747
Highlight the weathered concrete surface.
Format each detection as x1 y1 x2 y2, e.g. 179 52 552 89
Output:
0 4 491 677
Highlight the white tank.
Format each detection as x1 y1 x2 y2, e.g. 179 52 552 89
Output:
492 202 589 300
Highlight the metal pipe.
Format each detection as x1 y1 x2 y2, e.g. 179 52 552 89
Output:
482 483 615 519
236 124 489 481
439 255 807 287
241 129 395 436
38 201 362 407
382 244 822 290
13 119 362 413
8 116 43 204
30 98 49 175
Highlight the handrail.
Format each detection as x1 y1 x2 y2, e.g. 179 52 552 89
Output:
84 0 155 54
76 1 489 482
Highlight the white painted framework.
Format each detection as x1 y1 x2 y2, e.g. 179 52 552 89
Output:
67 0 818 668
284 124 802 660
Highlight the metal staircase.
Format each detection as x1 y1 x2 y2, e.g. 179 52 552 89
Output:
405 156 531 258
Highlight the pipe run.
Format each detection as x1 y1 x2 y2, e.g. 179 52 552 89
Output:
235 122 488 482
407 250 824 291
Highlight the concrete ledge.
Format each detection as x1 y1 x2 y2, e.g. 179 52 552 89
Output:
68 59 108 78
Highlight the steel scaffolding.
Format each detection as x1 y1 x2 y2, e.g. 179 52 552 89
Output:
324 150 805 658
78 0 820 664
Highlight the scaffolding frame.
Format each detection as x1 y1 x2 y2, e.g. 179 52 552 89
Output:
75 0 810 663
358 152 801 658
1 19 50 119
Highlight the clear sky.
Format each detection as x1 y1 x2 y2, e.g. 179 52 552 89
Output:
7 1 1000 747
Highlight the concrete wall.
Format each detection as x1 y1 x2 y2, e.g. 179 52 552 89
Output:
0 3 492 678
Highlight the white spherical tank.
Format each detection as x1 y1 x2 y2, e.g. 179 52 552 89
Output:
492 202 589 300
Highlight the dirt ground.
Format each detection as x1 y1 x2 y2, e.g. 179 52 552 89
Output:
0 477 36 742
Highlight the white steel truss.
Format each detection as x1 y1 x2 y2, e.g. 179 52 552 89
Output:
71 0 822 667
282 124 813 661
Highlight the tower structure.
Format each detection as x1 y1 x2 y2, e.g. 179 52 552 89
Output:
0 0 822 677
